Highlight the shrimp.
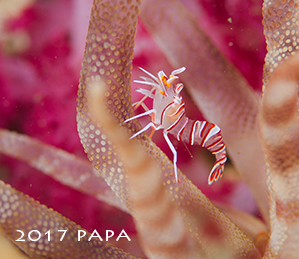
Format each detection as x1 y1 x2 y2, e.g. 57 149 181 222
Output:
125 67 227 184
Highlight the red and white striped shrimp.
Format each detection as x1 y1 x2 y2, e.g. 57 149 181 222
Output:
125 67 227 184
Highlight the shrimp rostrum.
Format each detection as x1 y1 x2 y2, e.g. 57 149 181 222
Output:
125 67 227 184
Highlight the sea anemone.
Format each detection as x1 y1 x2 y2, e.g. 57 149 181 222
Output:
0 0 298 258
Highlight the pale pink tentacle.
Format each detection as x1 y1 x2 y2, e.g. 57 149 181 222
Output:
261 2 299 257
260 51 299 259
140 0 269 223
0 180 137 258
90 84 262 259
263 0 299 86
77 0 262 257
0 129 127 212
